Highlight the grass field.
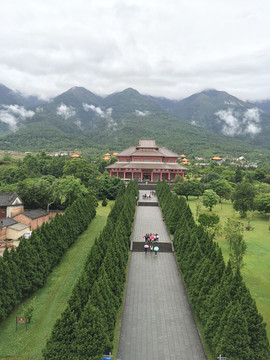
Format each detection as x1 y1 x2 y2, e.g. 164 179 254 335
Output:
0 202 113 360
188 197 270 339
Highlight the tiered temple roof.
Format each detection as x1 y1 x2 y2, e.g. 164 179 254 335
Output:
106 139 187 181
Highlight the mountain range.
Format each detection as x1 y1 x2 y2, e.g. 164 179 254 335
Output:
0 83 270 159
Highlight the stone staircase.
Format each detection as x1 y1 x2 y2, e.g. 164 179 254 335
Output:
131 241 174 252
137 201 159 206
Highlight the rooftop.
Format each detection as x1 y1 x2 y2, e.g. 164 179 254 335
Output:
0 217 18 227
20 209 49 220
0 192 23 206
117 140 179 158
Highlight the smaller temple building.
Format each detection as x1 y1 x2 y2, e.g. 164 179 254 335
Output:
106 139 188 181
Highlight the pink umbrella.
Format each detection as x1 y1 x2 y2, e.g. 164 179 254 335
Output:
144 244 149 248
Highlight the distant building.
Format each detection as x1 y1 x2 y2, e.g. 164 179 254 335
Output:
211 156 223 161
0 218 30 242
106 139 188 181
70 153 81 158
211 156 223 165
0 193 24 219
180 157 190 165
102 152 118 160
13 209 51 231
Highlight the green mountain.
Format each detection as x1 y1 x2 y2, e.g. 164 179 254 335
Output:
152 89 270 150
0 83 43 107
0 85 270 160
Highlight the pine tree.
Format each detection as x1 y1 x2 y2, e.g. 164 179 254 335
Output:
43 307 78 359
72 301 111 360
216 301 251 359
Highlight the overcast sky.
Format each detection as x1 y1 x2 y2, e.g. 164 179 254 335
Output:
0 0 270 101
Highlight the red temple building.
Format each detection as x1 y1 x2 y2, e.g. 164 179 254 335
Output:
106 139 188 181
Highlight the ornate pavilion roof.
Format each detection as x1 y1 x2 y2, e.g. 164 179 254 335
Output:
117 139 179 158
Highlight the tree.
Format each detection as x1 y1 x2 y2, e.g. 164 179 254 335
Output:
253 168 266 182
216 301 251 359
17 178 53 209
102 198 108 206
63 158 99 188
198 213 220 228
98 175 122 200
173 179 192 200
202 189 220 211
221 169 235 182
22 296 36 323
190 179 204 197
235 167 243 183
210 179 232 202
72 301 110 359
254 193 270 215
231 180 256 217
224 219 246 271
52 175 88 207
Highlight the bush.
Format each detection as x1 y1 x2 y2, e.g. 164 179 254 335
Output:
102 198 108 207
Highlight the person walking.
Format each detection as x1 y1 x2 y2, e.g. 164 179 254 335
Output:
144 243 149 254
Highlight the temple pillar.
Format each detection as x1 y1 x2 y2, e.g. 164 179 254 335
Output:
160 172 162 181
168 172 171 181
151 172 153 182
132 171 134 179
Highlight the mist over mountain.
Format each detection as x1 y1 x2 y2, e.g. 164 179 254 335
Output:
0 84 269 159
253 99 270 115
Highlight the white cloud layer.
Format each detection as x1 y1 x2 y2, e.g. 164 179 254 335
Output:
83 103 117 129
215 107 261 136
135 110 150 117
0 0 270 101
56 103 76 119
0 105 35 130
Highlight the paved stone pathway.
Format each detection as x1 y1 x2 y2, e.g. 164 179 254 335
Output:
117 196 207 360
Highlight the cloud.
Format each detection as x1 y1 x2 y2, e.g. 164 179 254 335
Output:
0 104 35 130
135 110 150 116
215 109 241 136
215 107 261 136
242 108 261 134
83 103 117 129
56 103 76 119
0 1 270 100
83 104 106 117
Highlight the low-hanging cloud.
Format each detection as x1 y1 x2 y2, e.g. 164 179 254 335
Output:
0 104 35 130
135 110 150 116
215 107 261 136
83 103 117 130
56 103 76 119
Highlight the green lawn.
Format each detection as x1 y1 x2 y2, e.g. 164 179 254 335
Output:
0 202 113 360
188 197 270 339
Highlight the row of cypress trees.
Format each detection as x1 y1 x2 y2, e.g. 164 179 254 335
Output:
156 180 270 359
42 180 138 360
0 195 96 322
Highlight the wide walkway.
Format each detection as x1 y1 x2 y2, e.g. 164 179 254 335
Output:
117 192 207 359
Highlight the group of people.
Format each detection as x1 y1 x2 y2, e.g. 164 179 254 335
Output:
141 190 156 200
143 233 159 255
143 233 159 243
